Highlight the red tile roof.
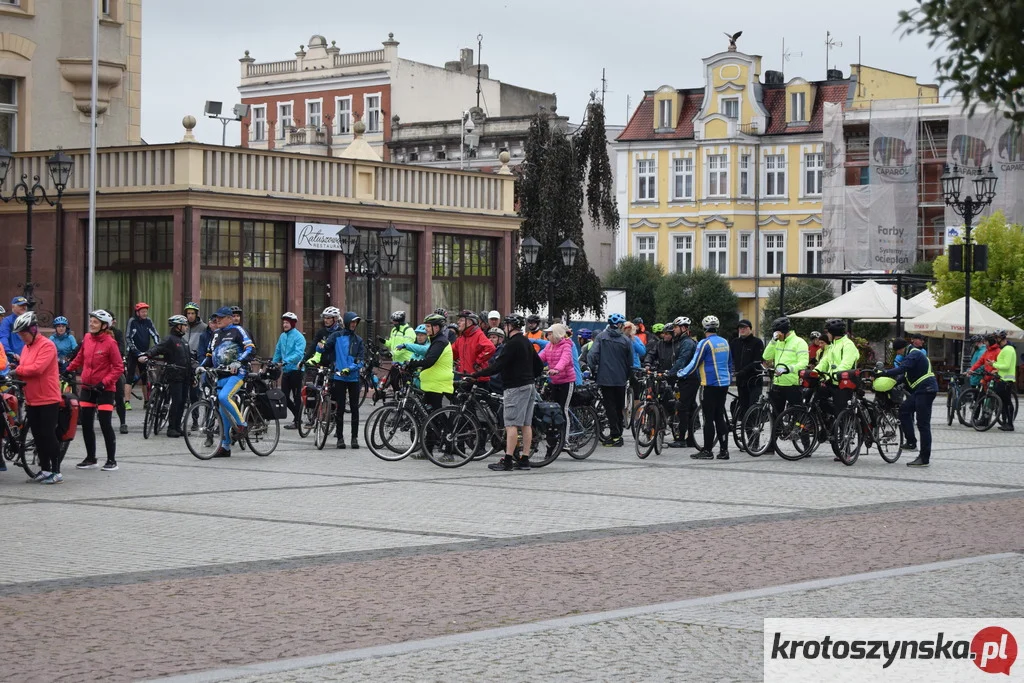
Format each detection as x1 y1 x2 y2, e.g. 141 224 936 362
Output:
617 90 704 142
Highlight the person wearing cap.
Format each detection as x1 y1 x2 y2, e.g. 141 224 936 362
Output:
139 315 192 439
908 332 928 355
730 319 765 423
201 306 256 457
125 302 160 409
991 331 1017 431
273 312 307 429
487 311 501 330
183 303 207 360
0 296 29 361
452 309 495 375
880 338 937 466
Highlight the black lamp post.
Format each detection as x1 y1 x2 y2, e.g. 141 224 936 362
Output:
521 236 580 325
941 162 997 370
0 147 74 310
338 221 403 341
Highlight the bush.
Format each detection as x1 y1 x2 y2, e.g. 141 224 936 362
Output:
655 269 739 337
603 256 663 326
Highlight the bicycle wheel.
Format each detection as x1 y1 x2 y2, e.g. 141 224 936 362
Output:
243 404 279 456
313 397 332 450
421 407 479 468
184 400 222 460
358 374 371 408
774 405 817 461
972 392 1002 432
833 409 862 466
366 405 418 461
634 404 659 460
529 415 565 468
957 388 978 426
567 405 599 460
741 403 774 457
595 400 612 443
946 387 956 426
297 394 317 438
142 391 157 440
874 410 902 463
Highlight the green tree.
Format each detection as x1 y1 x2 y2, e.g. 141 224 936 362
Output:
898 1 1024 123
603 256 664 327
932 211 1024 320
759 279 836 339
654 269 739 337
515 100 618 319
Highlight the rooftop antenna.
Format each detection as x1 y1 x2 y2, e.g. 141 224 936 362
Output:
626 93 631 123
782 37 802 71
475 33 483 110
825 30 843 76
601 68 607 105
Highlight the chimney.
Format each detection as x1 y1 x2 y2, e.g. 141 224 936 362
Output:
460 47 474 70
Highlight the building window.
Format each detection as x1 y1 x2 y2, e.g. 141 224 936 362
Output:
335 97 351 135
346 229 419 338
708 154 728 197
277 102 293 139
101 0 110 15
705 234 728 275
636 158 656 201
635 236 656 264
672 157 694 200
791 92 806 122
804 232 823 274
722 98 739 120
763 233 785 276
738 232 752 276
739 154 750 197
673 234 693 274
306 100 322 130
804 152 823 196
0 77 17 152
859 166 870 185
95 218 174 332
431 235 493 315
365 94 381 133
659 99 672 129
251 105 266 141
1 1 21 5
302 251 329 340
765 154 786 197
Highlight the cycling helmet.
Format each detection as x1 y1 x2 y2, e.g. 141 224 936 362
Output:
184 302 200 312
578 328 592 340
985 334 998 345
414 324 428 335
608 313 626 325
995 329 1008 339
168 314 188 326
771 316 791 334
281 312 299 323
825 318 846 334
89 309 113 326
651 323 665 335
230 305 243 315
632 317 644 326
810 331 822 340
134 302 150 312
969 334 983 343
423 313 447 326
53 316 69 326
390 311 406 324
503 313 526 329
672 316 691 327
872 376 897 393
434 307 448 317
702 315 720 330
487 327 506 339
458 309 479 323
12 311 37 333
0 305 5 317
321 306 341 319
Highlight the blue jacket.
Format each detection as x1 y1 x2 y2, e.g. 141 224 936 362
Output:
630 336 646 369
272 327 307 372
570 341 582 386
203 324 256 372
197 325 214 361
50 332 78 361
401 341 429 361
883 347 937 393
968 346 986 387
323 312 364 382
485 343 505 393
679 334 732 387
588 326 633 387
669 336 698 376
0 313 23 357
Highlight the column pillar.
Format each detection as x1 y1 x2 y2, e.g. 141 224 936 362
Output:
417 226 433 321
287 227 304 319
498 230 514 315
187 209 201 305
330 251 346 311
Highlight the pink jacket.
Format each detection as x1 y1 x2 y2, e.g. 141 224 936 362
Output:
15 335 62 406
539 337 576 385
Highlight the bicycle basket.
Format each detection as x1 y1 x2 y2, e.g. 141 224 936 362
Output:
569 386 595 407
256 387 288 420
533 401 566 428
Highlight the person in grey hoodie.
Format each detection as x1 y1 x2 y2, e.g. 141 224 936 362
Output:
587 313 633 447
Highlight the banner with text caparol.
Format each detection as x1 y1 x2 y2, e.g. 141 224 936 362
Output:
947 109 1024 228
866 100 918 270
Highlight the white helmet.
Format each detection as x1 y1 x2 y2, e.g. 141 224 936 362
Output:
12 311 37 333
0 305 5 317
281 311 299 323
702 315 720 330
321 306 341 319
672 316 691 327
90 309 113 325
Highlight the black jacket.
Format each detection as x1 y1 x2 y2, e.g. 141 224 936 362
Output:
645 338 676 372
304 323 340 363
471 332 539 389
730 334 765 385
145 331 192 381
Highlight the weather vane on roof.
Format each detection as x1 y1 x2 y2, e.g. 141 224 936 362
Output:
724 31 742 52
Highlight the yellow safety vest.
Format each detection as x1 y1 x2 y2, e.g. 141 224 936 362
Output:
907 348 935 389
420 343 454 394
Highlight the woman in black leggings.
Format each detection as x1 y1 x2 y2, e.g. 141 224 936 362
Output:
67 310 124 471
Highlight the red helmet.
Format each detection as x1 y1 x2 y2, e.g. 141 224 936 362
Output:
135 302 150 312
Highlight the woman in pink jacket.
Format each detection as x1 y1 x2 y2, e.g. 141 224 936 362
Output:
9 312 63 483
539 323 577 419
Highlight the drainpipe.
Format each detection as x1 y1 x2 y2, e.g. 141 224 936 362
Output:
753 143 761 334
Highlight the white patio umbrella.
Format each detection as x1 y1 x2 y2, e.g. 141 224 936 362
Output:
904 297 1024 340
908 289 938 311
789 280 931 321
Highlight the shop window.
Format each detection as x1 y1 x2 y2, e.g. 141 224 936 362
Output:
94 218 174 328
431 235 496 315
344 229 418 339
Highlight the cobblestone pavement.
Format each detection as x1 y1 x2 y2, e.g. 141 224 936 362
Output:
0 409 1020 681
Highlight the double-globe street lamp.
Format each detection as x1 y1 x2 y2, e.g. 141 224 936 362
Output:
338 221 404 341
940 162 997 370
520 236 580 325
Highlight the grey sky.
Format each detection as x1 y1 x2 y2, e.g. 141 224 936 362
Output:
142 0 945 145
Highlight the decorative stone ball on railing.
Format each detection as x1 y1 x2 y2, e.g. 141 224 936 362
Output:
182 115 197 142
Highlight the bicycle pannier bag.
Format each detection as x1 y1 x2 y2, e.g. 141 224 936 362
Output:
257 388 288 420
57 394 80 442
569 386 594 407
302 383 318 408
534 401 566 428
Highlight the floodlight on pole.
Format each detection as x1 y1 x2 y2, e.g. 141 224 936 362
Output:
205 100 251 146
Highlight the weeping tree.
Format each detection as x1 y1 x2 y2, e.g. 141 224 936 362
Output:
515 99 618 319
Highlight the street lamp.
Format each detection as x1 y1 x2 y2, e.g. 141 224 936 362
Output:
339 221 404 340
521 236 580 325
0 147 74 309
941 162 997 370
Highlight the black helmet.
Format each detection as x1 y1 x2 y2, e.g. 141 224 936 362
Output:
632 317 644 326
390 311 406 324
825 318 846 335
433 307 448 317
230 305 243 315
503 314 526 329
771 316 791 334
423 313 446 327
526 314 542 324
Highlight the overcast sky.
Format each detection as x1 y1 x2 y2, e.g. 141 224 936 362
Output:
142 0 946 145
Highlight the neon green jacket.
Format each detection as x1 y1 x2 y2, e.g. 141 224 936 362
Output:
385 324 416 364
762 331 809 387
993 344 1017 382
815 335 859 379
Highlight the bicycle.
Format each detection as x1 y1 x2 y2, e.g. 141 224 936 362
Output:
832 371 902 466
363 366 434 462
771 370 843 461
142 361 176 439
941 371 971 427
633 369 673 459
540 378 600 461
0 378 71 478
970 371 1004 432
184 363 282 459
737 369 782 457
298 365 333 447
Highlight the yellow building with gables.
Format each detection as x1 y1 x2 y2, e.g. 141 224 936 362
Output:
615 42 936 330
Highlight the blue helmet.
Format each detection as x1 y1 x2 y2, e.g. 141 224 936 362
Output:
578 328 592 340
608 313 626 326
415 324 427 334
53 316 69 326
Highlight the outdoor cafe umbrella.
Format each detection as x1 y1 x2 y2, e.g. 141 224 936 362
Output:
904 296 1024 340
790 280 931 323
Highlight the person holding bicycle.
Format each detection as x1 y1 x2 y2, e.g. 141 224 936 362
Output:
317 311 364 450
731 319 765 422
9 312 64 483
815 318 860 417
125 302 160 410
967 335 986 387
406 313 455 413
678 315 732 460
273 312 307 430
539 323 577 423
668 316 699 449
880 338 937 467
67 310 124 471
139 315 192 438
201 306 256 458
992 330 1017 432
762 316 808 417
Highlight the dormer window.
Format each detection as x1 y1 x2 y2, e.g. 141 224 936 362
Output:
722 98 739 120
659 99 673 129
791 92 806 122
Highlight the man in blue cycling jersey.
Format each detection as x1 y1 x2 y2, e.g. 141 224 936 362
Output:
678 315 732 460
201 306 256 457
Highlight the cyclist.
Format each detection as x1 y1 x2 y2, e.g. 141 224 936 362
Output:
525 314 545 351
678 315 732 460
539 323 577 423
201 306 256 458
9 312 64 483
762 316 808 417
622 321 646 421
396 324 430 361
487 310 502 331
992 330 1017 431
471 314 543 471
317 311 364 450
125 302 160 410
273 312 306 430
578 328 594 364
969 334 1000 381
230 306 243 327
67 310 123 470
644 324 674 372
815 318 859 417
731 319 765 422
809 331 827 364
632 318 649 347
452 310 495 375
879 338 937 466
305 307 341 364
668 316 699 449
967 335 986 387
0 296 29 361
110 314 129 433
50 316 77 371
908 332 929 355
589 313 632 447
140 315 193 438
384 311 416 364
433 308 457 343
183 302 207 360
478 326 506 393
406 313 455 413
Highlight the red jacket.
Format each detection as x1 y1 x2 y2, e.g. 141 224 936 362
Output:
453 325 496 374
67 331 124 390
970 343 1001 375
15 335 62 406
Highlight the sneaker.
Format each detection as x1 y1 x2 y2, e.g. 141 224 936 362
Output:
716 450 730 460
41 473 63 485
76 459 99 469
350 437 359 450
903 443 917 451
120 424 128 434
690 451 714 460
167 429 183 438
284 422 299 430
101 461 119 471
488 455 514 471
998 424 1015 432
513 456 532 470
29 471 49 482
212 447 231 458
336 439 346 450
125 401 132 411
906 457 930 467
606 437 624 448
666 441 685 449
232 424 249 439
